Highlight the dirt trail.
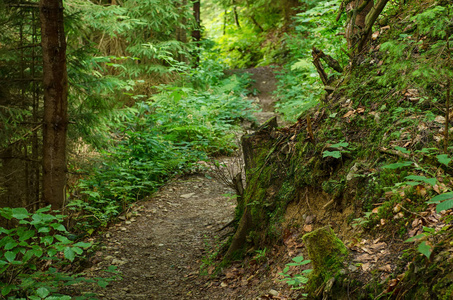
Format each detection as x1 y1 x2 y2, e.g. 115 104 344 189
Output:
89 67 279 299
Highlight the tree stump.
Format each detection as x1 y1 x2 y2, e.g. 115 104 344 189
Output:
302 226 348 297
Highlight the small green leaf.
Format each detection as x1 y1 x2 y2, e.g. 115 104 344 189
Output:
1 284 13 296
55 235 71 244
382 161 413 169
418 241 433 259
292 256 305 263
4 241 18 251
4 251 16 262
40 236 54 245
97 280 109 288
36 287 50 298
38 226 50 233
19 230 36 242
405 175 437 186
73 242 92 248
0 228 11 234
11 208 29 220
436 154 451 166
35 206 51 213
427 192 453 204
436 199 453 213
64 247 75 262
323 150 341 159
50 223 67 232
394 146 410 154
22 250 34 262
405 233 427 243
73 247 83 255
330 142 349 148
47 248 57 257
31 246 43 258
46 296 71 300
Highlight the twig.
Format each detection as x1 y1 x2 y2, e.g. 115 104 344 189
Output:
306 116 315 143
399 205 428 223
378 147 410 160
305 188 312 212
444 33 451 154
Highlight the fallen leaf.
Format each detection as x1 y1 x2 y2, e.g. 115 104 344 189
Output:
355 253 374 261
412 218 421 228
361 247 372 254
343 110 356 118
361 263 371 271
371 242 387 251
378 264 392 272
416 185 427 197
393 212 404 219
385 278 399 293
393 204 402 213
372 31 380 40
435 116 446 124
303 224 313 232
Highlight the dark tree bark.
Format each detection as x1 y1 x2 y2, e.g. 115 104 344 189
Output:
344 0 390 52
345 0 374 49
192 0 201 66
40 0 68 210
233 6 240 29
192 0 201 42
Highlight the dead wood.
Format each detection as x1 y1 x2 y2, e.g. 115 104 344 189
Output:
313 47 343 73
312 49 330 86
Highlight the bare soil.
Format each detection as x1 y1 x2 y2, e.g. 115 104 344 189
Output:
87 67 287 299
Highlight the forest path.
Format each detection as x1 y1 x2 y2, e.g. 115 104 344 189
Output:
90 66 279 299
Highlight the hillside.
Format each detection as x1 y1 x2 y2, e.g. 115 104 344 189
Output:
1 0 453 299
212 1 453 299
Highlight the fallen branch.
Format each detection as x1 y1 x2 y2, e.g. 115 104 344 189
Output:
312 47 343 73
379 147 410 160
312 50 330 86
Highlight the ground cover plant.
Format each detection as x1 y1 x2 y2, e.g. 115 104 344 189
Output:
70 56 257 231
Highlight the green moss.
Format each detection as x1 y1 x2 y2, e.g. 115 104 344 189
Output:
302 226 348 294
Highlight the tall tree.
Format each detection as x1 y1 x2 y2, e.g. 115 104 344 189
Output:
343 0 390 52
192 0 201 42
40 0 68 210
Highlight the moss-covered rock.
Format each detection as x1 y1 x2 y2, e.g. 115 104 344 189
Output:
302 226 348 297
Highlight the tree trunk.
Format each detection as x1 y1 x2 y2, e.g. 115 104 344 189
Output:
345 0 374 50
192 0 201 66
233 6 240 29
40 0 68 210
345 0 390 52
192 0 201 42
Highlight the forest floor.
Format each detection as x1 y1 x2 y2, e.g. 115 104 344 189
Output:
87 67 295 299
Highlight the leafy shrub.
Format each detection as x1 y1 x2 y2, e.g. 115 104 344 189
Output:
274 0 346 121
279 255 312 294
0 206 119 298
71 63 257 229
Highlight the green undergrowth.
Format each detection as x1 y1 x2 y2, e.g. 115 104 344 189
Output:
0 206 120 299
229 0 453 297
274 0 347 122
69 57 257 231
